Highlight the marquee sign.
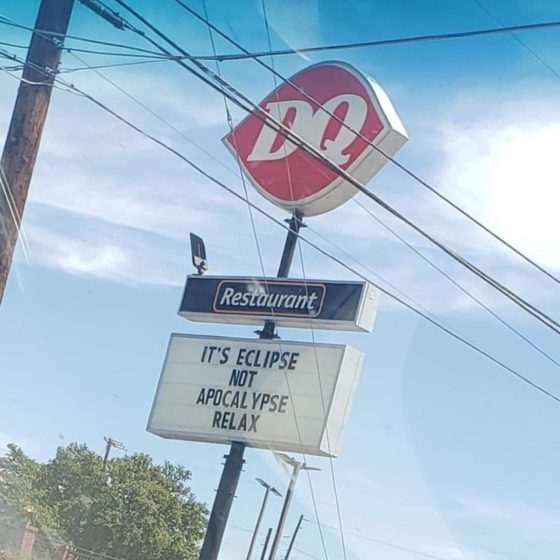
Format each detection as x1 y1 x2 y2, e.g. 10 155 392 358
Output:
147 334 364 457
223 61 408 216
179 275 380 332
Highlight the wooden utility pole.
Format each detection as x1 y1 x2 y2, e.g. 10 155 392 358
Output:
0 0 74 305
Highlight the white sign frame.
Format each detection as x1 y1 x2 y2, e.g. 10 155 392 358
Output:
147 334 364 457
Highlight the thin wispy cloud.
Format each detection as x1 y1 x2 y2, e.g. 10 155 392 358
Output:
434 89 560 272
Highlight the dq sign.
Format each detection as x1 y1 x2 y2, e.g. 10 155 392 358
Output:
223 61 408 216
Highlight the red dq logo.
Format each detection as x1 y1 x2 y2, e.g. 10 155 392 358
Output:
223 61 408 216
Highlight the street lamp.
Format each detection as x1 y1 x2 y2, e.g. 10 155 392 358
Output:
284 514 306 560
246 478 282 560
268 454 320 560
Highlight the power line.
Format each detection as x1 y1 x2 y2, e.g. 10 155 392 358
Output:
199 0 268 278
308 518 508 560
179 19 560 61
108 0 560 338
4 50 560 406
1 18 476 364
133 4 560 343
256 2 339 557
472 0 560 80
0 40 29 50
175 0 560 378
5 10 560 66
196 9 333 558
58 16 440 394
297 242 348 560
353 199 560 369
64 52 240 178
338 530 455 560
0 14 165 57
258 1 347 557
58 57 172 72
200 8 332 556
13 0 560 382
12 10 558 403
67 93 560 401
173 0 560 295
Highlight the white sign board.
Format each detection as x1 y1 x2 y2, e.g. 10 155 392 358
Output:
148 334 364 457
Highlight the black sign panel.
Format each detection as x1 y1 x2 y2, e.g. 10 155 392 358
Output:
213 279 326 318
179 276 378 332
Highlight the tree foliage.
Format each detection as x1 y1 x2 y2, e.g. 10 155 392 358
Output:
0 443 207 560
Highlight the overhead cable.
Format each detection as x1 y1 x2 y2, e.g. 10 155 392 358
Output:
3 44 560 404
4 51 559 406
174 0 560 290
107 0 560 337
178 19 560 61
176 0 560 369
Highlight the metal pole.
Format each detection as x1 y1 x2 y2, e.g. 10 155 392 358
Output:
199 441 245 560
259 528 273 560
277 210 304 278
0 0 74 305
246 486 270 560
260 209 304 339
284 514 304 560
199 210 305 560
268 462 301 560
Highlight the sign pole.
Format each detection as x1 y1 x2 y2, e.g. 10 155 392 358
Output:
259 209 304 339
199 210 304 560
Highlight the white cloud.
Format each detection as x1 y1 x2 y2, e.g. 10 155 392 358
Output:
256 0 320 63
25 223 184 287
418 544 502 560
29 165 231 240
453 494 560 537
448 493 560 558
435 90 560 272
4 61 560 325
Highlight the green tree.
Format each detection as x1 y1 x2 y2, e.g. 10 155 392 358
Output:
0 443 207 560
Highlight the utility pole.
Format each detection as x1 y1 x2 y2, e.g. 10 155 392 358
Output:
284 515 305 560
199 211 304 560
103 437 126 468
0 0 74 305
246 479 282 560
268 455 319 560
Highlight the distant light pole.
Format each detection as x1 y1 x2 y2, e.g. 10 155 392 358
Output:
246 478 282 560
268 454 320 560
259 528 273 560
284 514 305 560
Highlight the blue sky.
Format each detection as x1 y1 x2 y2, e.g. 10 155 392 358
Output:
2 1 560 559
